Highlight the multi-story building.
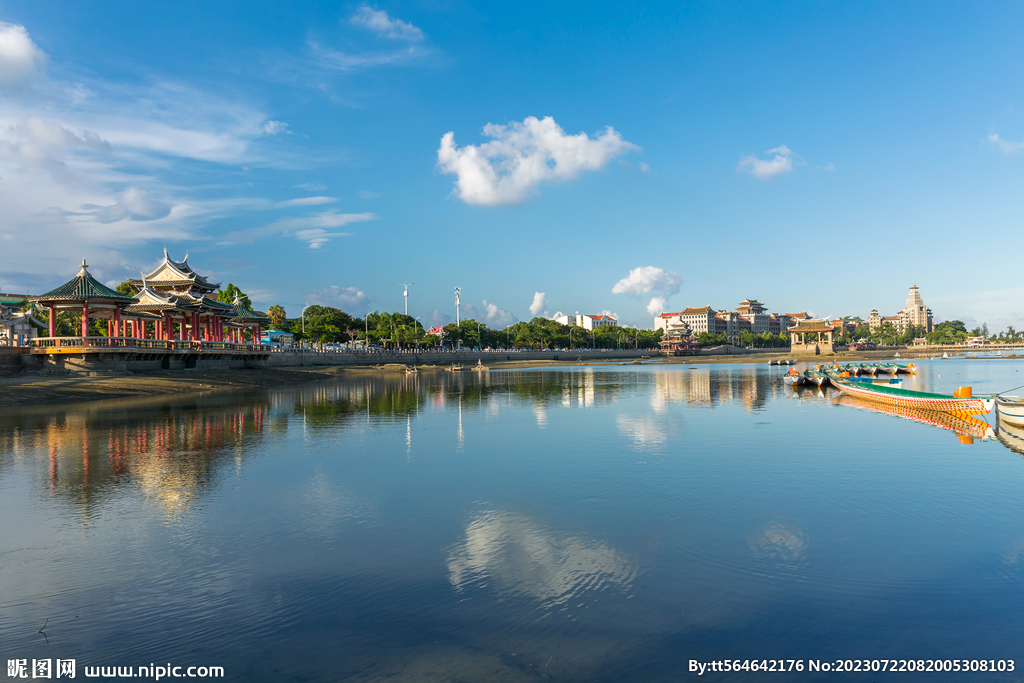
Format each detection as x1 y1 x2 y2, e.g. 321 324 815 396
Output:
554 313 618 330
868 284 934 333
657 300 796 344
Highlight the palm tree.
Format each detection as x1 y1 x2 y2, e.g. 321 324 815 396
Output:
268 305 286 328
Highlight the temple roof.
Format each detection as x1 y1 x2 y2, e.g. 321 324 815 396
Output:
32 260 138 304
129 248 220 291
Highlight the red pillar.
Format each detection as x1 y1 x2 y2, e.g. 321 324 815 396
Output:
81 301 89 340
107 319 112 337
48 305 56 338
256 324 261 347
114 307 121 338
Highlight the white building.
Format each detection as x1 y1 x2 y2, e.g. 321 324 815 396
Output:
555 313 618 330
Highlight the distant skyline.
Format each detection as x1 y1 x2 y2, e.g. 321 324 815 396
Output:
1 2 1022 330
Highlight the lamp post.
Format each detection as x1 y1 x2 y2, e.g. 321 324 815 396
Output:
414 316 423 349
400 283 413 316
454 287 461 349
476 322 483 349
569 327 573 349
301 304 313 348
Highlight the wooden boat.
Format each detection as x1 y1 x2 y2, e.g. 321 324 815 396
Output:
859 363 879 375
825 369 993 415
878 363 902 375
473 360 489 371
449 364 464 372
783 368 808 386
995 396 1024 427
406 365 419 374
843 363 861 375
804 368 829 386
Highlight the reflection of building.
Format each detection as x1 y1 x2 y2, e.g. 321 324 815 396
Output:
868 284 934 334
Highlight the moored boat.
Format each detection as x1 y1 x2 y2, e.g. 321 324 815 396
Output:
825 369 993 415
804 368 830 386
996 396 1024 426
783 368 808 386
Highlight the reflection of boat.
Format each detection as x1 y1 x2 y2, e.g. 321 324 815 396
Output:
997 415 1024 455
826 369 994 415
996 397 1024 426
833 394 995 442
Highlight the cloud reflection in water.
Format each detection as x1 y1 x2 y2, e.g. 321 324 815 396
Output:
447 509 638 609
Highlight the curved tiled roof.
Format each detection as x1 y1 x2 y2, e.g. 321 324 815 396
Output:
128 247 220 291
229 295 269 322
32 261 138 304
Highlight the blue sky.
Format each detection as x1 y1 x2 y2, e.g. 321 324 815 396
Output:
1 1 1022 330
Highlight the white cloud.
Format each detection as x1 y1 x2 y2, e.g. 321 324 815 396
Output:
611 266 683 317
219 211 378 249
737 145 795 179
529 291 547 317
263 120 290 135
78 187 173 223
305 285 371 313
988 133 1024 154
294 182 327 191
0 23 47 88
437 116 639 206
350 5 425 41
426 308 452 327
276 196 339 207
461 300 518 328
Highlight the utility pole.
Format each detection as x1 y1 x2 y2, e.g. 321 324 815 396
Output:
454 286 461 325
401 283 413 316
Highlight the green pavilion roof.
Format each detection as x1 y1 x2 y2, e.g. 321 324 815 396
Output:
32 261 137 304
229 295 269 322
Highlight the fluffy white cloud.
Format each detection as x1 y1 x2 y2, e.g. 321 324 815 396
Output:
350 6 424 41
737 145 795 179
219 211 378 249
529 291 547 317
305 285 371 313
276 196 339 207
437 116 639 206
612 266 683 316
988 133 1024 154
0 22 46 88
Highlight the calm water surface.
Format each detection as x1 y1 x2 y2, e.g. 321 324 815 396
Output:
2 358 1024 681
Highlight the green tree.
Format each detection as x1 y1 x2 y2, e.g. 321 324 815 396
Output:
116 280 137 297
268 305 287 329
217 283 251 308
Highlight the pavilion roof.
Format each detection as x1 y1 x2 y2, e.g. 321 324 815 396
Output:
680 306 715 316
32 261 137 304
229 295 269 323
124 281 199 314
129 248 220 291
788 319 833 333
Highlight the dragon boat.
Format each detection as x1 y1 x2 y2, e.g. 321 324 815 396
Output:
825 369 994 416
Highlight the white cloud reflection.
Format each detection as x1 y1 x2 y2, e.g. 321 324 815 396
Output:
447 509 638 606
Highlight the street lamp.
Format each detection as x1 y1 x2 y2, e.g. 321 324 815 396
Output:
569 327 573 349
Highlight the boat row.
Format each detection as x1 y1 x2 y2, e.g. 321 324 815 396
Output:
784 365 1024 419
839 362 916 375
768 359 796 366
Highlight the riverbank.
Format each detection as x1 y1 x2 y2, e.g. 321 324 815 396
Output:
1 348 1015 408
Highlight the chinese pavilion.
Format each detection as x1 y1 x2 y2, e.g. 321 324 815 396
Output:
31 251 268 348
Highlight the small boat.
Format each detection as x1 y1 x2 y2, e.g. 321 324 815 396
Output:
843 363 861 375
825 369 993 415
783 368 808 386
996 396 1024 427
406 365 419 374
449 364 464 372
859 363 879 375
804 368 830 386
878 363 902 376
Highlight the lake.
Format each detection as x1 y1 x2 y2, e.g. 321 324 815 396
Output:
2 358 1023 681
